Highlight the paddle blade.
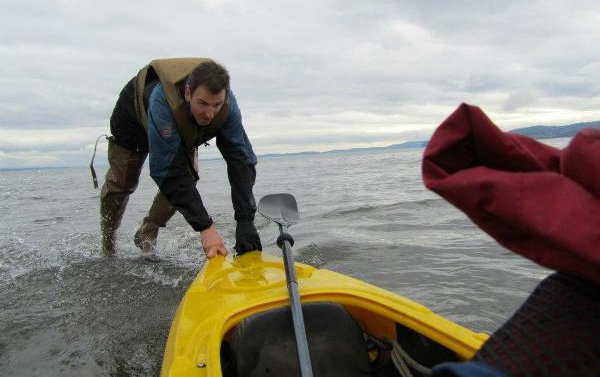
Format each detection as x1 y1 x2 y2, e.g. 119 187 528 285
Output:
258 193 300 227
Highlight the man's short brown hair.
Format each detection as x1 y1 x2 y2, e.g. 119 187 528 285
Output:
186 61 230 94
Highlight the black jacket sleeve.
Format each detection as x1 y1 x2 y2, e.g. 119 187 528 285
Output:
216 90 258 222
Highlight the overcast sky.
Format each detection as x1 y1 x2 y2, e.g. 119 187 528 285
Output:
2 0 600 168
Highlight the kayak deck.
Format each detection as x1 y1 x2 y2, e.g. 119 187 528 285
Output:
161 252 488 377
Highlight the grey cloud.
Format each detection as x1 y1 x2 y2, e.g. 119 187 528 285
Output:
502 89 538 112
1 0 600 167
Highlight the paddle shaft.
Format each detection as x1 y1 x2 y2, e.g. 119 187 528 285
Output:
279 224 314 377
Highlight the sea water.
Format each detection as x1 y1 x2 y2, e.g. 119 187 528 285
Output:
0 144 559 376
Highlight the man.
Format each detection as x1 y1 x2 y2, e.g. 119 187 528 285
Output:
100 58 261 260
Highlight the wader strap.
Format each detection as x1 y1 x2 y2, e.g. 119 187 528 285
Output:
90 134 109 188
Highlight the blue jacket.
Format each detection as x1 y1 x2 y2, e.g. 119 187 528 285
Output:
147 84 257 231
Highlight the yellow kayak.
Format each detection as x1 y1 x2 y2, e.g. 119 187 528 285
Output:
160 251 488 377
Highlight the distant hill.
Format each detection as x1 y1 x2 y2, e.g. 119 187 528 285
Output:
259 140 429 159
509 121 600 139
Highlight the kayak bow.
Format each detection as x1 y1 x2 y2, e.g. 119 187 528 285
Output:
160 251 488 377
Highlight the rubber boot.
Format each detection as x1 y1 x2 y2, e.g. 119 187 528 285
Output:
100 192 130 257
99 139 146 257
134 191 176 262
134 220 159 253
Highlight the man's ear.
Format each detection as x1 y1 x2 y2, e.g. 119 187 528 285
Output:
184 84 191 103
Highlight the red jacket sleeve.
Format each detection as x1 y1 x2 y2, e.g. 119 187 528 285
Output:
422 103 600 286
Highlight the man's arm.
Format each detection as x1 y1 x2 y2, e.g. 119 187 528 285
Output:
217 90 258 219
147 85 227 256
217 91 261 253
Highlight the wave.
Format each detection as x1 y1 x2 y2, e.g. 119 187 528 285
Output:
319 198 444 219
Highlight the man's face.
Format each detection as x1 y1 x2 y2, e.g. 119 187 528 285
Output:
184 85 226 126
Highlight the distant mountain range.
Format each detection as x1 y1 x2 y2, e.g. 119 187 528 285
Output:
259 140 428 158
508 120 600 139
260 120 600 159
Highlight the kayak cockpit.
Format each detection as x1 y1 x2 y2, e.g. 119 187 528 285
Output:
220 301 463 377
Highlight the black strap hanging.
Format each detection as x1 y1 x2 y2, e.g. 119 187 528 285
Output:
90 134 108 189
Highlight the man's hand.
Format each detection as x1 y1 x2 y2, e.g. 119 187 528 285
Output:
200 225 228 258
234 220 262 255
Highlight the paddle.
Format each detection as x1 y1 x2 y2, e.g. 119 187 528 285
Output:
258 193 313 377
